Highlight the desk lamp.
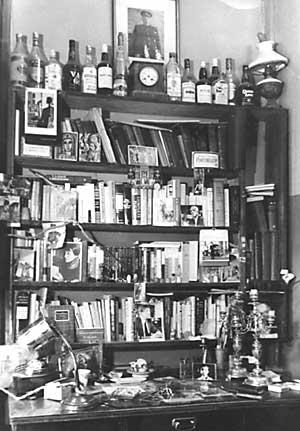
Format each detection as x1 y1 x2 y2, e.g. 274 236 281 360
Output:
16 317 100 411
249 33 288 108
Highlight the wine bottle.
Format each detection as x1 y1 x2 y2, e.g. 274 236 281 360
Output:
235 65 257 106
113 32 128 97
209 58 220 104
196 61 212 104
28 31 46 88
225 57 238 105
10 33 29 88
166 52 181 101
45 49 62 90
62 39 82 92
97 43 113 95
214 72 228 105
82 44 97 94
181 58 196 103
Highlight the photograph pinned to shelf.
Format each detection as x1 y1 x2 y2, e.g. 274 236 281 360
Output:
13 247 35 282
113 0 179 63
24 88 58 145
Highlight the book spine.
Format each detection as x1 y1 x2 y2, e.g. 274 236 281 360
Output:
213 178 225 226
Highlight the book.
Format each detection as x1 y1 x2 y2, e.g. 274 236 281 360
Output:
89 107 117 163
46 304 75 343
212 178 226 226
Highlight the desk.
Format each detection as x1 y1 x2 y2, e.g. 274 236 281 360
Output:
8 392 300 431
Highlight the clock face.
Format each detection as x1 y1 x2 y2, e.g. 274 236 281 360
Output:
139 66 159 87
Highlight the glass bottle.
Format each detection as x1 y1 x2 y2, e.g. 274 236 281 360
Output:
181 58 196 103
225 57 238 105
235 65 257 106
209 58 220 104
113 32 128 97
38 33 48 65
10 33 29 88
62 39 82 92
28 31 46 88
196 61 212 104
45 49 62 90
82 45 97 94
97 43 113 95
166 52 181 101
214 72 228 105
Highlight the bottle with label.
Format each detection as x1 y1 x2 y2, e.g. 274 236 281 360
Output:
10 33 29 88
45 49 62 90
38 33 48 65
113 32 128 97
209 58 220 103
225 57 238 105
214 72 228 105
166 52 181 101
28 32 46 88
235 65 257 106
62 39 82 92
196 61 212 104
82 45 97 94
181 58 196 103
97 43 113 95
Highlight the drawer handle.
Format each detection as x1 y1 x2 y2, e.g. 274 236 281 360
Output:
172 417 197 431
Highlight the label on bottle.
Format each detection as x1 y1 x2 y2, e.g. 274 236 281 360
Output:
10 56 28 87
167 72 181 100
97 66 112 89
45 63 62 90
28 58 44 87
82 66 97 94
214 81 228 105
181 82 196 102
241 87 255 105
196 84 212 104
113 76 128 97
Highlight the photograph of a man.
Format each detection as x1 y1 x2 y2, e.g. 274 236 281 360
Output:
54 132 78 161
37 96 54 128
128 8 163 59
135 303 163 339
50 242 83 282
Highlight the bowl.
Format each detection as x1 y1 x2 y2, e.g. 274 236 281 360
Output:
256 77 283 108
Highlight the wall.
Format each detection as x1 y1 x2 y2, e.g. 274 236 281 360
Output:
264 0 300 377
11 0 262 79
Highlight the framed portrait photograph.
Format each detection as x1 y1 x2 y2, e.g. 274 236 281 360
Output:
24 88 57 137
50 241 84 282
192 362 217 381
113 0 179 63
54 131 78 161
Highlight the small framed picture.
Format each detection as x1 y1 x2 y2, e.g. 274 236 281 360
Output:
24 88 57 137
192 362 217 381
54 132 78 161
0 195 20 223
192 151 219 169
128 145 158 166
50 241 84 282
180 205 204 226
13 247 35 281
78 133 102 162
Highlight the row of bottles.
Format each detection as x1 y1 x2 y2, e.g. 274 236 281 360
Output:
11 32 258 106
167 54 258 106
10 32 127 96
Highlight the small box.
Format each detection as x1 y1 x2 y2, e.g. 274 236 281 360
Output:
44 379 75 401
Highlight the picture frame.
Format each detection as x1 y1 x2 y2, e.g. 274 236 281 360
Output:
113 0 179 63
128 144 158 166
50 241 84 282
54 131 78 161
24 88 58 138
192 362 217 380
13 247 36 281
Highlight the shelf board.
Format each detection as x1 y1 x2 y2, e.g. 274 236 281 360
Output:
102 339 211 351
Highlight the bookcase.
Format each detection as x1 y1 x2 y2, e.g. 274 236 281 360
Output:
2 87 289 373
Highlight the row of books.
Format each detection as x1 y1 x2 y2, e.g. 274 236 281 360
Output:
26 175 240 228
13 236 236 284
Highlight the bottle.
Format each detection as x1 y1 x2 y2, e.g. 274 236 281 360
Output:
82 45 97 94
113 32 128 97
45 49 62 90
214 72 228 105
10 33 29 88
97 43 113 95
209 58 220 103
166 52 181 101
38 33 48 65
62 39 82 92
196 61 212 104
235 65 257 106
181 58 196 103
28 31 46 88
225 57 238 105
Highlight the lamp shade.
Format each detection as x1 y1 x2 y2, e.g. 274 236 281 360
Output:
249 40 288 74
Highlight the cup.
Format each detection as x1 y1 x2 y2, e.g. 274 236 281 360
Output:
78 368 91 388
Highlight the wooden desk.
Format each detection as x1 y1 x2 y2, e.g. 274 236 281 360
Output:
8 392 300 431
